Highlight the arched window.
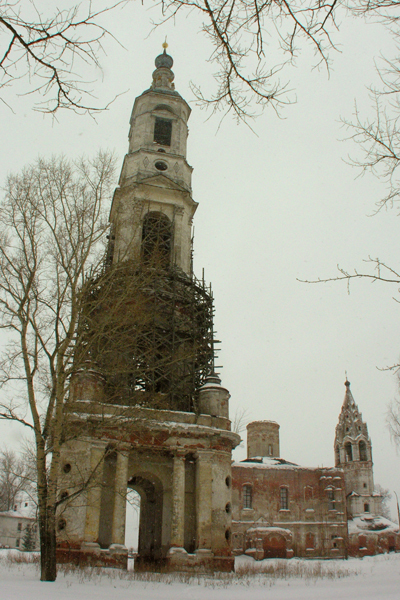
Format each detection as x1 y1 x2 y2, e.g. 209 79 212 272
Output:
304 486 313 502
305 532 315 549
327 488 335 511
154 117 172 146
344 442 353 462
280 487 289 510
243 485 252 509
142 212 172 267
359 440 368 462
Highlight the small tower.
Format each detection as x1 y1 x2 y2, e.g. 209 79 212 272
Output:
247 421 280 459
334 379 382 517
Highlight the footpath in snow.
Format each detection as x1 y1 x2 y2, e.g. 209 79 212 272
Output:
1 551 400 600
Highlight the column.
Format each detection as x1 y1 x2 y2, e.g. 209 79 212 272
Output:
195 450 213 553
84 442 107 545
111 449 130 545
170 452 186 549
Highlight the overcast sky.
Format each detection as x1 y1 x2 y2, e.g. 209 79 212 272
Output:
1 2 400 519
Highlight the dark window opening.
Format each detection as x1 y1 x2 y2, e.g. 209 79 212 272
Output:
17 523 22 531
154 117 172 146
225 476 231 488
243 485 252 509
359 440 368 461
364 503 370 513
155 161 168 171
345 442 353 462
280 487 289 510
63 463 71 474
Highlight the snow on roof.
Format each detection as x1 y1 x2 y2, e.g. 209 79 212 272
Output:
233 456 339 471
348 515 399 535
0 511 34 520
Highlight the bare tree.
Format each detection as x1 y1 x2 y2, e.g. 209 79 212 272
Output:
0 448 33 511
0 152 115 580
1 0 398 121
0 1 125 114
374 483 392 519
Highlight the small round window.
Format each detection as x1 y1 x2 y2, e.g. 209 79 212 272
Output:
155 161 168 171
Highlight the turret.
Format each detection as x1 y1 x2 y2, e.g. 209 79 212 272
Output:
247 421 280 459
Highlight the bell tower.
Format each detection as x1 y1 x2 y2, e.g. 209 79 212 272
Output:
334 379 382 518
108 43 195 274
57 45 240 572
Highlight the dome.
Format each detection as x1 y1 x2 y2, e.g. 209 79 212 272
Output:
155 50 173 69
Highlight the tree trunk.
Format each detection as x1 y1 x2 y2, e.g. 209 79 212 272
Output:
39 506 57 581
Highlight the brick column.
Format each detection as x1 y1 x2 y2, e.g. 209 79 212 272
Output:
170 452 186 548
111 449 129 545
195 450 213 552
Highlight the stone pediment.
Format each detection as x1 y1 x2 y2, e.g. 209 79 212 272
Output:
138 172 190 193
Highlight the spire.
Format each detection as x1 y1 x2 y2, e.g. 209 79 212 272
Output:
335 378 369 448
151 42 175 92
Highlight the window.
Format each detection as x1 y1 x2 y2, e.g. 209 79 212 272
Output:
305 532 315 549
17 523 22 531
359 440 368 462
268 444 273 456
304 486 313 501
15 539 20 548
344 442 353 462
154 117 172 146
364 503 370 513
280 487 289 510
327 488 335 511
243 485 252 509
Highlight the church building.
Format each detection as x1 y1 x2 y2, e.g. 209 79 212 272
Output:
231 380 400 559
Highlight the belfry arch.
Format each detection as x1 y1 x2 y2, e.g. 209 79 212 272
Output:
128 473 164 564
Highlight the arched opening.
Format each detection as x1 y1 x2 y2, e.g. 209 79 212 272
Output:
263 533 287 559
345 442 353 462
128 473 164 567
141 212 172 268
359 440 368 461
125 489 140 557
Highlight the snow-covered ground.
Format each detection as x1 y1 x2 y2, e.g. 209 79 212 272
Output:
1 551 400 600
